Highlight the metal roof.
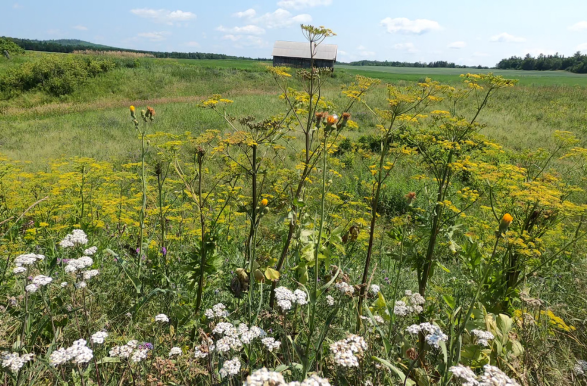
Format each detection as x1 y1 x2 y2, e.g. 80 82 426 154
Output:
272 41 337 61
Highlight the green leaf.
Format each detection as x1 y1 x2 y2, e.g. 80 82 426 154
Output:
97 357 121 364
496 314 513 336
442 295 456 310
372 356 415 385
274 364 288 372
436 261 451 273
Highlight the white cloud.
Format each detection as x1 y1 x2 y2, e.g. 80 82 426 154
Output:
448 41 466 49
223 35 268 48
578 43 587 51
253 8 311 28
185 41 200 47
137 31 171 42
357 45 375 57
233 9 256 18
381 17 442 34
569 21 587 31
393 42 418 53
489 32 526 43
277 0 332 9
73 25 88 31
217 25 265 35
131 9 196 25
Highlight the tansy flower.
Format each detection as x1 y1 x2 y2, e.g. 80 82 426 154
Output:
260 199 268 206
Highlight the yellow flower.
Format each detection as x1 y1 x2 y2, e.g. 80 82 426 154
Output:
260 198 268 206
130 106 135 112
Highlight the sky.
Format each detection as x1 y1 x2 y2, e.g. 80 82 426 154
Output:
3 0 587 67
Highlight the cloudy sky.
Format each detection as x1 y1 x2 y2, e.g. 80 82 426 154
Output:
3 0 587 66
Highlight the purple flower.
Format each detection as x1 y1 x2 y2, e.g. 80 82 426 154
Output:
139 342 153 350
27 276 33 281
136 247 140 255
161 247 167 256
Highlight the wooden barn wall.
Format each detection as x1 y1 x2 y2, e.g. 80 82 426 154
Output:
273 56 334 69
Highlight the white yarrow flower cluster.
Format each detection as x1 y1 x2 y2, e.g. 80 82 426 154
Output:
335 281 354 296
14 253 44 267
243 368 332 386
50 339 93 366
261 337 281 352
83 246 98 255
406 323 448 349
326 295 335 306
208 322 267 354
59 229 88 248
64 256 94 273
13 267 26 274
1 352 34 373
450 364 479 386
109 340 149 362
91 331 108 344
219 357 241 378
479 365 520 385
274 287 307 312
32 275 53 286
470 329 495 347
169 347 182 357
205 303 229 319
75 281 87 289
394 290 425 316
83 270 100 280
575 360 587 376
25 284 39 293
370 284 380 295
329 334 368 367
155 314 169 323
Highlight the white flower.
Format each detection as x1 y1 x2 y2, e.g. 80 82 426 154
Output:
75 281 87 289
575 360 587 376
82 270 100 280
406 324 421 335
335 281 354 295
329 335 367 368
243 367 286 385
65 256 94 273
155 314 169 323
13 267 26 274
410 292 425 305
219 357 241 378
406 323 447 349
1 352 34 373
277 299 292 311
131 348 149 363
394 301 409 316
450 364 479 386
261 337 281 352
14 253 44 267
370 284 380 295
25 284 39 293
326 295 335 306
32 275 53 286
51 340 93 366
61 282 68 287
479 364 519 386
213 303 229 318
59 229 88 248
91 331 108 344
49 348 69 367
294 289 308 305
301 374 331 386
169 347 182 357
471 330 494 347
83 246 98 255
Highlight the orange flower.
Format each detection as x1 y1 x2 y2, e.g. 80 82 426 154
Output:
499 213 513 232
342 112 351 121
260 198 268 206
326 114 338 126
147 106 155 116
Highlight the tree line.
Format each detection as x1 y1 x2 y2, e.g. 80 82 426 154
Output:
496 52 587 73
346 60 489 69
2 37 269 61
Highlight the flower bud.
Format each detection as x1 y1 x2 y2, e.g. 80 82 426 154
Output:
499 213 513 233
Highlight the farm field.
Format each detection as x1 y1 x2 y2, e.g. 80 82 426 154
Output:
1 41 587 386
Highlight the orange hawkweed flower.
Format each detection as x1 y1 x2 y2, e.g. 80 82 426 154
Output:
147 106 155 117
326 114 338 126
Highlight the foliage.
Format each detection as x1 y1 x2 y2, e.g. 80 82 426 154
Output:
0 38 25 57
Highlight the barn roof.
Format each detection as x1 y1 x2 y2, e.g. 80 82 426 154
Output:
272 41 337 61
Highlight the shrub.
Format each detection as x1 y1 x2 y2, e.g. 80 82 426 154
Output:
0 38 25 57
0 54 115 96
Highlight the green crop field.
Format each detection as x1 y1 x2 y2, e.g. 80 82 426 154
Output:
1 48 587 385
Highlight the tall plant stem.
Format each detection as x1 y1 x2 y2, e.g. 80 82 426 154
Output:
357 143 389 330
248 144 258 324
194 156 206 314
303 131 328 378
137 129 147 294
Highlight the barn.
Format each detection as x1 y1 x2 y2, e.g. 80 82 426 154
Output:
272 41 338 70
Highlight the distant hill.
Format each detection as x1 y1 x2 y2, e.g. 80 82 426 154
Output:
3 36 269 61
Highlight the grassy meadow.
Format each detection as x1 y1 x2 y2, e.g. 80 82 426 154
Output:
0 41 587 386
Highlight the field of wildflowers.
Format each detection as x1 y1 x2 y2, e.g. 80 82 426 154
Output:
1 25 587 385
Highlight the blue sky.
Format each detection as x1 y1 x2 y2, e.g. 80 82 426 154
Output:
3 0 587 66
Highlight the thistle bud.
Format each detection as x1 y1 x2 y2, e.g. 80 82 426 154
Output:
315 112 324 126
146 106 155 121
